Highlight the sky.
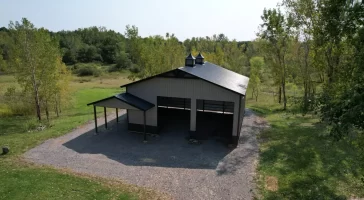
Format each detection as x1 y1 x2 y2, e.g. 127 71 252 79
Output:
0 0 280 41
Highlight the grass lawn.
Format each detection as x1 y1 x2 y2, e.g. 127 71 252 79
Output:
0 72 165 200
246 89 364 199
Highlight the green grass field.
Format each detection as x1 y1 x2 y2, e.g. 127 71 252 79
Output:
246 89 364 199
0 72 165 200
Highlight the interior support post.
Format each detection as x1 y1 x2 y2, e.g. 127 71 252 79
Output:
202 100 205 112
190 98 197 131
93 106 98 133
116 108 119 123
143 111 147 141
104 107 107 129
223 101 225 114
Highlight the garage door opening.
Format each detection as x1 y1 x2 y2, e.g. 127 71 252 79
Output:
195 100 234 141
157 96 191 133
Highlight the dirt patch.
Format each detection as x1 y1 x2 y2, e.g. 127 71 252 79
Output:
265 176 278 191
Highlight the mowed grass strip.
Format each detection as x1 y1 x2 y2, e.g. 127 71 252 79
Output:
0 163 136 200
0 73 167 200
246 90 364 199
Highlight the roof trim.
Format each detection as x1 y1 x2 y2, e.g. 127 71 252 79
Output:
87 93 155 111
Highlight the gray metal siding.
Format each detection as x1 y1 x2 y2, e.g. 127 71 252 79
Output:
127 77 241 136
128 109 143 124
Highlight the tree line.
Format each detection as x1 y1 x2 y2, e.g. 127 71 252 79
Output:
1 23 257 78
0 18 258 121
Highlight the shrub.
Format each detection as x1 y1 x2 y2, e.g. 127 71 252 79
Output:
75 64 102 77
130 64 141 73
109 52 133 72
0 104 12 117
24 119 39 132
3 87 34 116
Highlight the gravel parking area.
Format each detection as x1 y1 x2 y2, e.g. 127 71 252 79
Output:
24 109 268 200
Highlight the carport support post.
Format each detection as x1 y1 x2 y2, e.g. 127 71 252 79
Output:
104 107 107 129
116 108 119 123
190 98 197 134
93 106 98 133
143 111 147 141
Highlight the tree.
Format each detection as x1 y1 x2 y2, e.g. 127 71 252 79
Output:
0 48 6 72
124 25 184 79
249 57 264 101
0 28 11 72
9 18 69 121
259 8 294 110
316 1 364 140
283 0 319 112
113 51 132 70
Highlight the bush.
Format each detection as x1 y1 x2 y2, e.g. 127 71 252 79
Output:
3 87 34 116
24 119 39 132
108 52 133 72
75 64 102 77
130 64 141 73
0 104 12 117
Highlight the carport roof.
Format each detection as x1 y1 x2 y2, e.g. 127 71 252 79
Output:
87 92 154 111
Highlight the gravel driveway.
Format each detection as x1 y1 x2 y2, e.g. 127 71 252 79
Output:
24 109 268 200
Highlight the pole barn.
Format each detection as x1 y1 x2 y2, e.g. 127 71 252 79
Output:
87 53 249 145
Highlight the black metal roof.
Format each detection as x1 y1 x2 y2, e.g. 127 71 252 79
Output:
120 62 249 96
178 62 249 95
87 92 154 111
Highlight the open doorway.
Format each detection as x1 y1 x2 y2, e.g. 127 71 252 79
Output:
157 96 191 134
196 99 234 141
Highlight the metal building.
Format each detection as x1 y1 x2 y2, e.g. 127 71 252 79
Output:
88 53 249 145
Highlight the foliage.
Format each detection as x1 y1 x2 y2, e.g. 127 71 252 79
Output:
3 86 33 116
125 27 185 79
57 26 126 65
249 57 264 101
319 26 364 140
8 18 71 121
111 51 133 71
257 0 363 142
75 63 103 77
0 28 10 72
259 8 294 110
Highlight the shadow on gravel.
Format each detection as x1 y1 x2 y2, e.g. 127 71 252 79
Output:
63 114 234 169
